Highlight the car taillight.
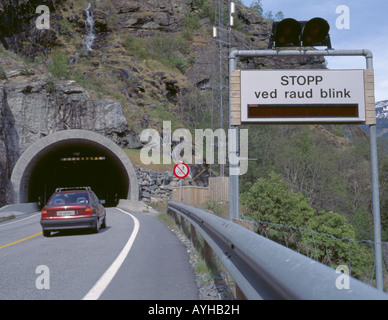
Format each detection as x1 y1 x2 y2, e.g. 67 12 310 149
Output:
85 207 93 215
41 210 47 217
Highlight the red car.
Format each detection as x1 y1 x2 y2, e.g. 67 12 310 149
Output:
40 187 106 237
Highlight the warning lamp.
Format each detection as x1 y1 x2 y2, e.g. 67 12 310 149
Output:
272 18 301 47
269 17 331 49
301 17 331 47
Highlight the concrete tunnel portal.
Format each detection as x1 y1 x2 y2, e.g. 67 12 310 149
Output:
11 130 139 207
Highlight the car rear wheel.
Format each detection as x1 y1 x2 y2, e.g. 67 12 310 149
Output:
93 217 100 233
43 230 51 237
101 215 106 229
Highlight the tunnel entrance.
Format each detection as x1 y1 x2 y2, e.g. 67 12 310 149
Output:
11 130 139 207
28 142 127 207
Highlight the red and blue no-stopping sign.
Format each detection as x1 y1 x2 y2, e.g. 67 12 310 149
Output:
173 162 190 179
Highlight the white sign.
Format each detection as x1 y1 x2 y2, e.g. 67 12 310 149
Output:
173 162 189 179
240 69 366 123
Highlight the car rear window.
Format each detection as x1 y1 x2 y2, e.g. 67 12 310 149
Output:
47 192 89 206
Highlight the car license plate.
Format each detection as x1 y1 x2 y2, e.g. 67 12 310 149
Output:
57 210 75 216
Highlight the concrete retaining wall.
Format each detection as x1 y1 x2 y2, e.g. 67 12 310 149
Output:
0 202 39 218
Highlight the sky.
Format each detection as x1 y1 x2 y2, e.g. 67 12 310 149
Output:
240 0 388 102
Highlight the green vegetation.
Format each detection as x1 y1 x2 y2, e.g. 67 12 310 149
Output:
249 0 284 21
183 14 202 31
240 125 375 241
236 123 388 288
192 0 215 22
0 65 6 79
378 140 388 241
123 148 175 172
45 76 57 93
241 172 315 228
197 201 229 220
156 212 175 229
123 35 151 60
48 51 69 78
241 170 375 281
0 215 15 223
123 32 195 74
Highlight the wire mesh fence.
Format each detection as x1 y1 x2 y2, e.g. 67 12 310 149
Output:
240 215 388 290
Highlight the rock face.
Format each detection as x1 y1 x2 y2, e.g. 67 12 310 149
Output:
4 79 135 154
0 0 63 57
0 85 18 205
0 53 141 206
114 0 185 33
136 167 176 203
1 71 140 152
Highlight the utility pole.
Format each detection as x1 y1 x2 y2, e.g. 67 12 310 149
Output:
212 0 234 177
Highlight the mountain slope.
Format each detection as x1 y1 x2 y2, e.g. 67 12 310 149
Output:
0 0 327 135
375 100 388 138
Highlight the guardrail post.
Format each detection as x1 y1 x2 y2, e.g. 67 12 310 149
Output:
203 239 214 266
167 208 179 225
180 216 187 233
190 224 199 248
235 285 247 300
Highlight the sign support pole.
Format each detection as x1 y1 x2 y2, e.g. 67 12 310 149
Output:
179 179 182 203
369 124 383 290
173 162 190 204
228 48 383 291
366 50 384 291
229 53 238 222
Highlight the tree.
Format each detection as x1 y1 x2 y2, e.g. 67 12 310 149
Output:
250 0 263 16
305 210 374 280
274 11 284 21
241 171 315 228
249 1 284 21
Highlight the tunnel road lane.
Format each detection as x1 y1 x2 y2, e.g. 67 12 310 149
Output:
0 208 198 300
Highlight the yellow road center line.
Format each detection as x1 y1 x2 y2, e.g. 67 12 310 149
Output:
0 232 42 250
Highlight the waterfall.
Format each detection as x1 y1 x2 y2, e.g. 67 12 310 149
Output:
82 3 96 54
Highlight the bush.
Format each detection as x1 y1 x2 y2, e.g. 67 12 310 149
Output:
241 171 315 228
0 66 6 79
49 51 69 78
183 14 201 30
303 210 375 280
123 35 150 60
124 32 192 74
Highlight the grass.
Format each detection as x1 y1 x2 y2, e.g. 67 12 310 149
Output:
157 208 236 297
195 201 229 220
123 32 195 74
156 212 175 229
123 148 175 172
195 259 214 284
48 51 69 78
0 66 6 79
0 215 15 224
156 211 217 285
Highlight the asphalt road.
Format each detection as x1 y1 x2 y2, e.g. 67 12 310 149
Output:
0 208 199 300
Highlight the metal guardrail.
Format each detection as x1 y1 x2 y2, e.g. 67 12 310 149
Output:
167 201 388 300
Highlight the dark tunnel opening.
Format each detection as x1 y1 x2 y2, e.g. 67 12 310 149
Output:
27 141 129 208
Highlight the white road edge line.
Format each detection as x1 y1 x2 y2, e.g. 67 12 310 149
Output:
82 208 140 300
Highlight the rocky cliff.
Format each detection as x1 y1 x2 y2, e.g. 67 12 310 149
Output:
0 50 142 204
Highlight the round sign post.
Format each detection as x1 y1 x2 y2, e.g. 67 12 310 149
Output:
173 162 190 203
